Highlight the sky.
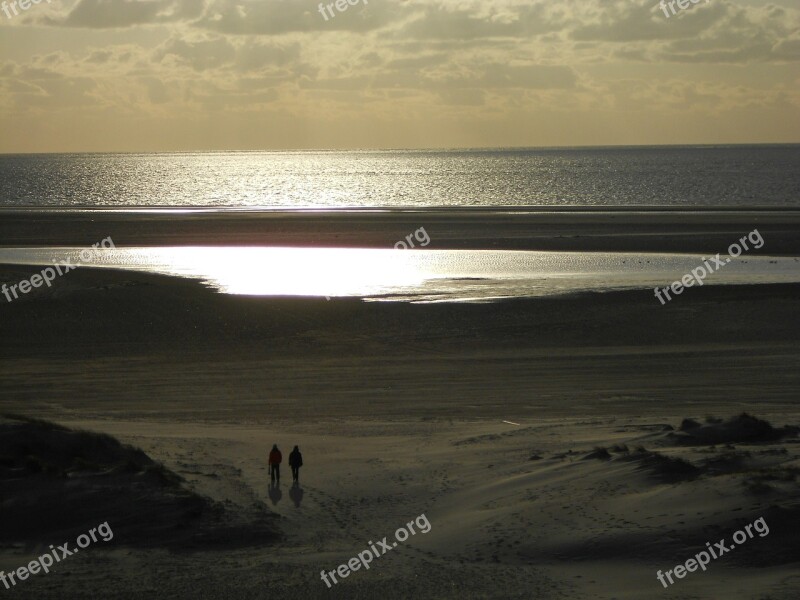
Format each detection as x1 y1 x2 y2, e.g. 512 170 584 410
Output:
0 0 798 152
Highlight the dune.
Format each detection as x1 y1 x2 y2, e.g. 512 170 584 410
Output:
0 412 794 598
0 415 279 548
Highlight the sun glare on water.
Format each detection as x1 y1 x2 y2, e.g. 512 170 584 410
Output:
131 247 429 298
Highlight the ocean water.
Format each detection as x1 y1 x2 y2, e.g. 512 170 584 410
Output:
2 146 798 302
2 247 799 302
1 145 798 208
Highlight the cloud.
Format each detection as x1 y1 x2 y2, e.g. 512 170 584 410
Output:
142 76 169 103
236 41 302 73
572 2 724 43
1 65 99 109
195 0 398 35
438 87 485 106
572 0 800 64
41 0 204 29
155 36 237 71
478 64 577 89
2 0 797 150
396 2 564 40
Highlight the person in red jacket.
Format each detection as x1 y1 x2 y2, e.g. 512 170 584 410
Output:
269 444 282 483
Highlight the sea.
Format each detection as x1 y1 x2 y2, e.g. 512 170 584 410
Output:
0 145 798 208
1 145 799 302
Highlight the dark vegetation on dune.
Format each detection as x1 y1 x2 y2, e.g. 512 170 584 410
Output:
0 415 279 547
579 444 701 482
631 448 702 483
581 447 612 461
672 413 799 446
558 414 799 486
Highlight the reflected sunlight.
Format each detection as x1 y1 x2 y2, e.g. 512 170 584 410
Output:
136 247 430 297
2 246 800 302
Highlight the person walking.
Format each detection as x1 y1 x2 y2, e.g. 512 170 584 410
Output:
269 444 282 483
289 445 303 483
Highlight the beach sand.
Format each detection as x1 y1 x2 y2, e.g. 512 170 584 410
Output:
1 414 798 599
1 260 799 599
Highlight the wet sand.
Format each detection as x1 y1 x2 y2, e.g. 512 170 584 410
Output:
2 207 800 253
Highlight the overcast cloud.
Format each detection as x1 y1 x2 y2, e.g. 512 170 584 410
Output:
1 0 797 151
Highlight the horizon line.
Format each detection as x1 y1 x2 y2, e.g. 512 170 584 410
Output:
2 142 799 156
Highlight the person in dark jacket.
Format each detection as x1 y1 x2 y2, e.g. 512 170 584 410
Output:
269 444 282 483
289 445 303 483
